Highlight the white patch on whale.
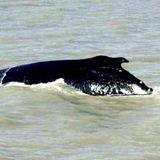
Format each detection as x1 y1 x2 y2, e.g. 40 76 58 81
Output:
120 84 149 95
90 84 108 95
131 84 150 95
90 83 149 95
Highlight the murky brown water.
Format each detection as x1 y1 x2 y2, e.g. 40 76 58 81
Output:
0 0 160 159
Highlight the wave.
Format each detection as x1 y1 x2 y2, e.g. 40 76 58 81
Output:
1 78 160 97
3 78 86 96
152 86 160 95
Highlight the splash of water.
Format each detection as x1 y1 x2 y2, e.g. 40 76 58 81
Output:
4 78 85 96
152 86 160 95
1 78 158 97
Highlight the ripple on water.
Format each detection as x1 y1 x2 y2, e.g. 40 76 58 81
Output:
0 0 160 159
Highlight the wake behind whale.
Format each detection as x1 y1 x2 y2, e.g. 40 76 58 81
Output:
0 55 153 96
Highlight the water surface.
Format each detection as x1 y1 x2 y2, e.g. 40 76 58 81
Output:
0 0 160 159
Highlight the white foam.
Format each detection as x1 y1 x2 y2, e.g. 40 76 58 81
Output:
5 82 29 87
30 78 65 90
5 78 86 96
6 78 66 90
152 86 160 95
4 79 155 96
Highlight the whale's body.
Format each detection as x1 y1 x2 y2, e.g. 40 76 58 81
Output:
0 55 153 96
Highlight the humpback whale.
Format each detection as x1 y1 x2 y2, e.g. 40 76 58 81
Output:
0 55 153 96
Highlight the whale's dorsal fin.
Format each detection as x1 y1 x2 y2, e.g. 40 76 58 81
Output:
114 57 129 64
89 55 129 69
90 55 129 64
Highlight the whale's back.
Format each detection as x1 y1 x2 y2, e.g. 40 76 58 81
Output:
0 56 153 95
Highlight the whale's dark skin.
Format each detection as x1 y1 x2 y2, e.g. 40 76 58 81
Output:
0 55 153 96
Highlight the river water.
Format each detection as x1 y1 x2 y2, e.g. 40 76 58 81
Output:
0 0 160 160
